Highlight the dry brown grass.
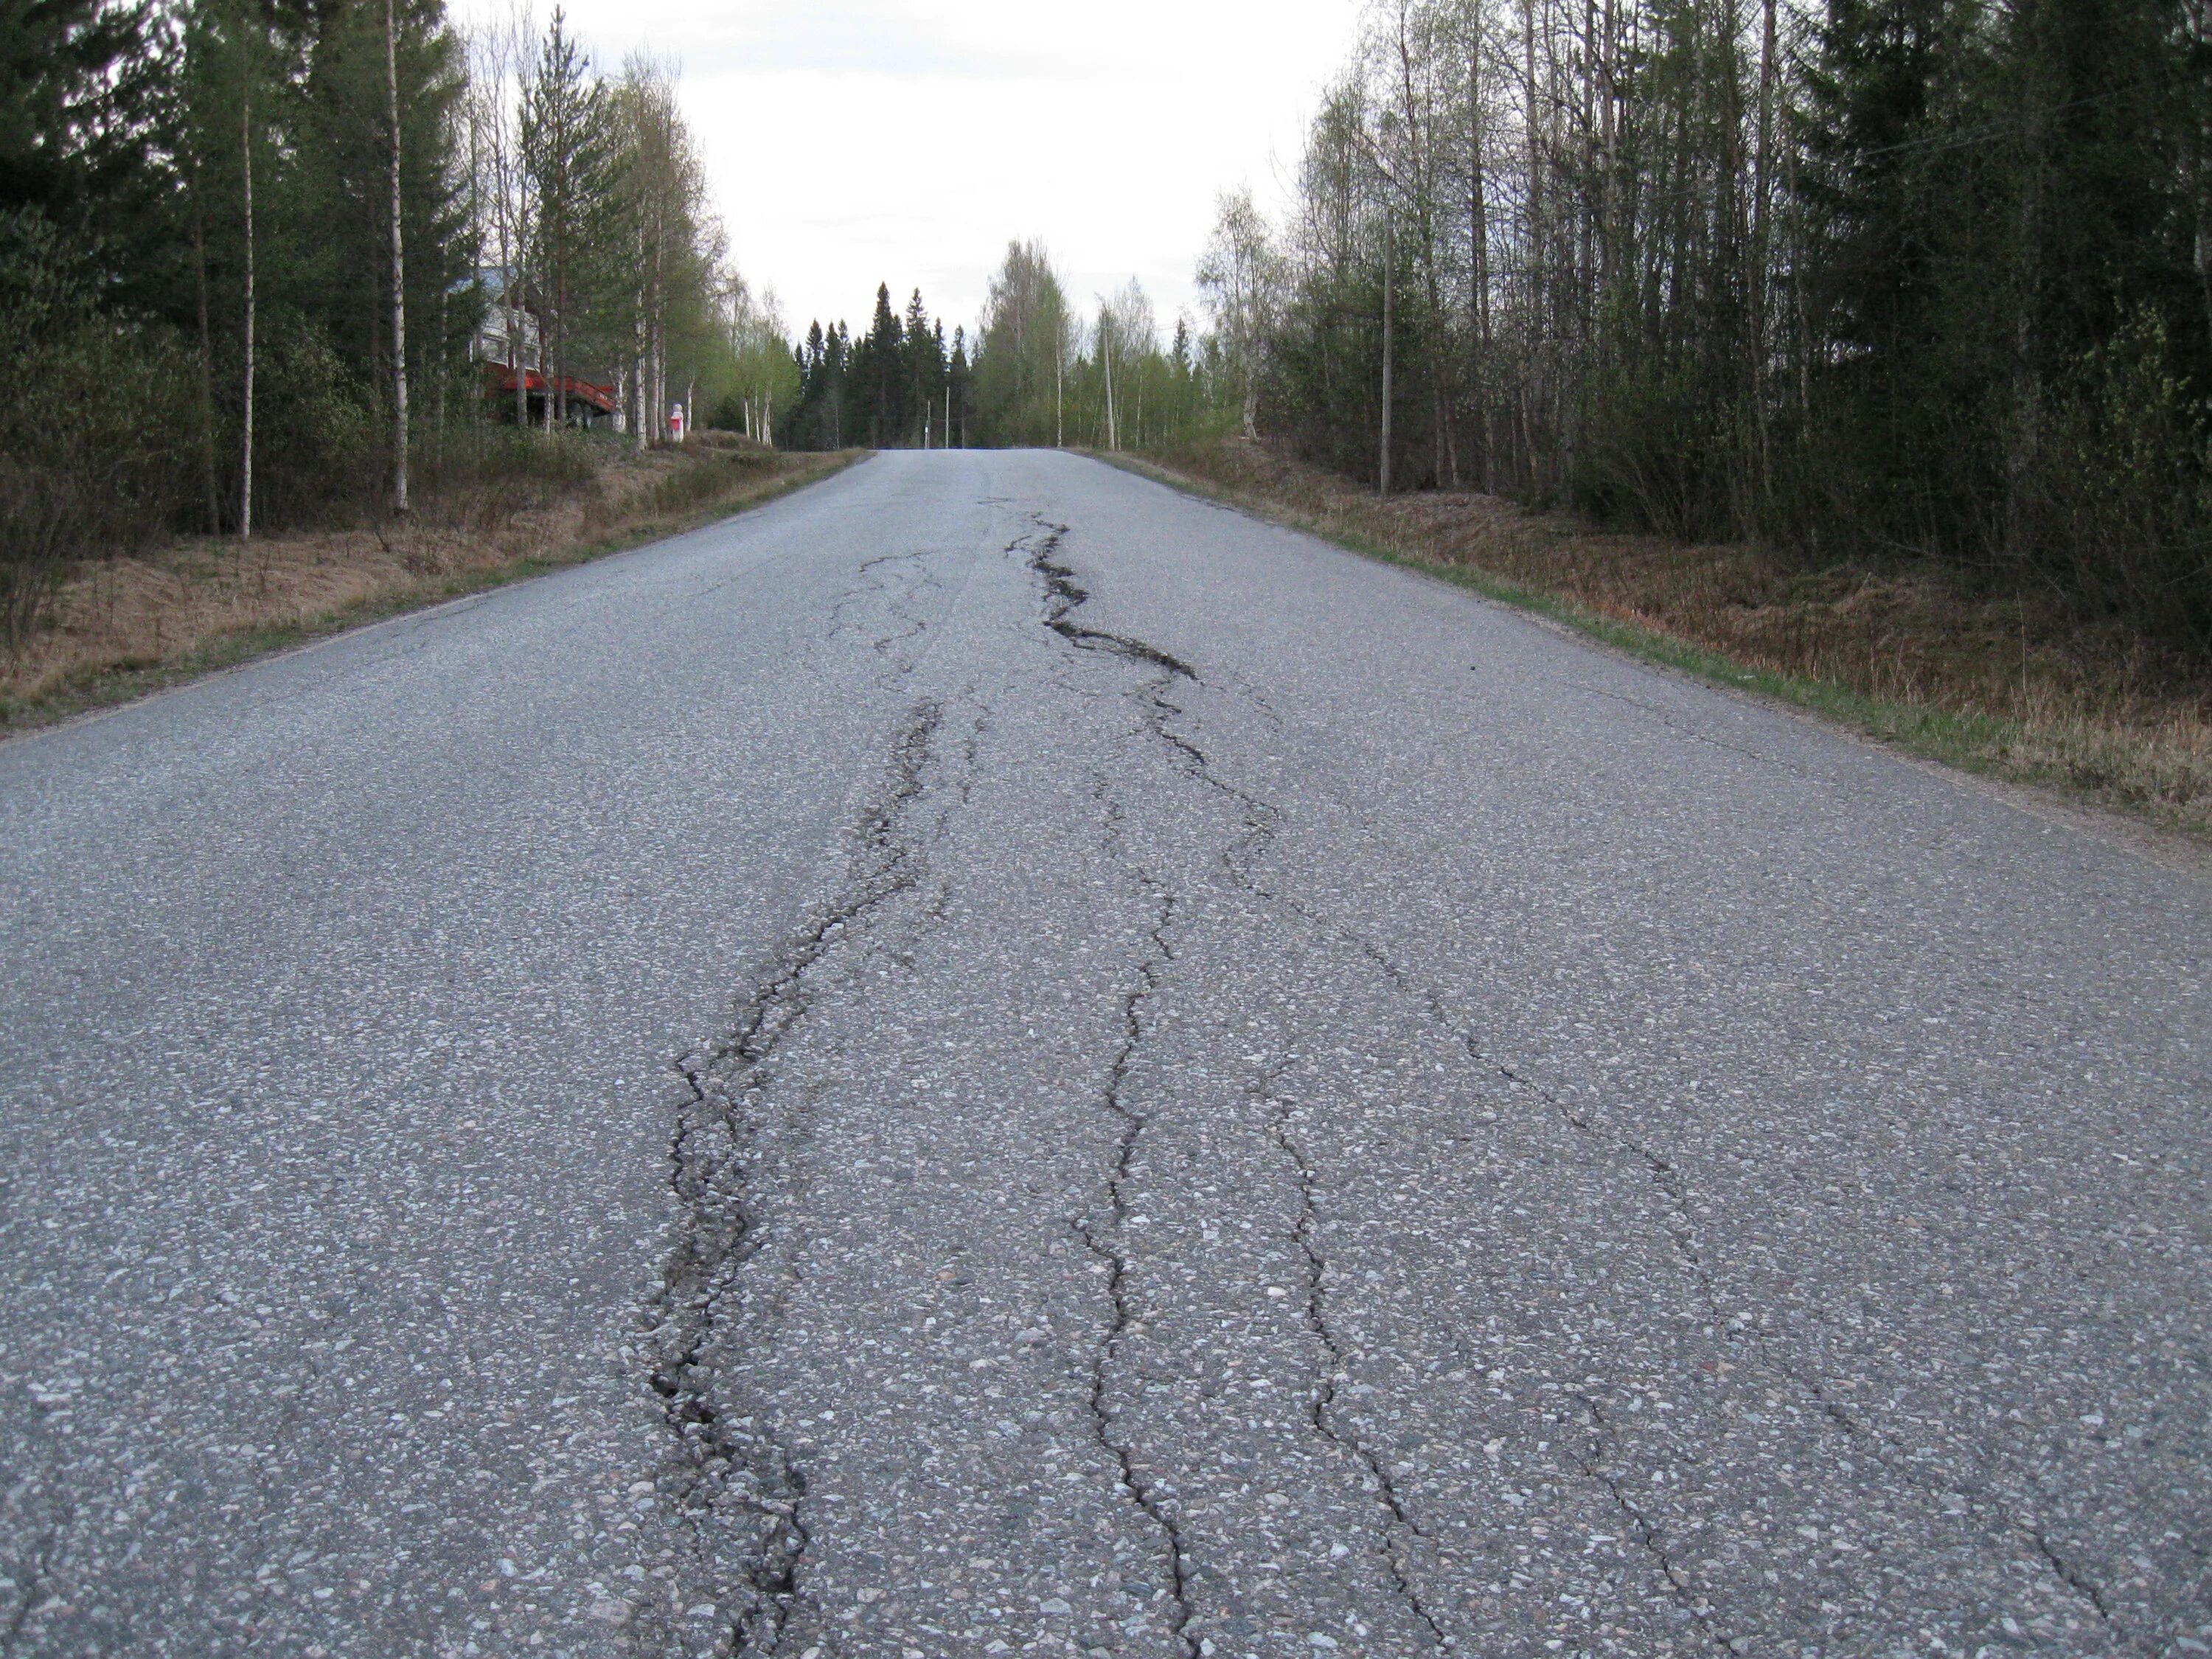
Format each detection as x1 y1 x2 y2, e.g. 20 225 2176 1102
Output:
1135 437 2212 839
1 442 852 729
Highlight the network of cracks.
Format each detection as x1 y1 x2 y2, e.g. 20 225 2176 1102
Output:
622 509 2168 1659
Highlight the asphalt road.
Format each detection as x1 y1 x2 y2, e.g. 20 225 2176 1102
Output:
2 450 2207 1659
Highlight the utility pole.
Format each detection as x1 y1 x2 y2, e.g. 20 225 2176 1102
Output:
1102 310 1117 451
386 0 410 514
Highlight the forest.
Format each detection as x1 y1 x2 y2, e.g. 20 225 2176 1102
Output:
779 254 1231 454
9 0 2212 671
1195 0 2212 650
0 0 788 644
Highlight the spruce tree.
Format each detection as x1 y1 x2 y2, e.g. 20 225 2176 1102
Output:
0 0 160 294
949 325 969 448
1795 0 1989 524
865 282 901 445
901 288 939 444
521 8 611 426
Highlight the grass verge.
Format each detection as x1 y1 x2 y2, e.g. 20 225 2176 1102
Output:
1 444 863 736
1106 437 2212 846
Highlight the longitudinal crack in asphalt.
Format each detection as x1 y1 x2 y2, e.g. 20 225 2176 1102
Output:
1262 1074 1450 1649
0 1516 62 1658
1275 903 2128 1643
1023 526 1732 1641
1020 516 1281 894
1020 521 1205 1654
1025 522 1200 681
1569 1394 1734 1652
1071 881 1199 1659
642 701 942 1655
1018 521 2124 1651
1029 521 1463 1652
2034 1528 2117 1625
1571 682 1810 779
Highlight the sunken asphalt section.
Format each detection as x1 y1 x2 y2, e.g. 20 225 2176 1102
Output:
1 449 2206 1658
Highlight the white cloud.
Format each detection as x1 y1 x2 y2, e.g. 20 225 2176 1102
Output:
452 0 1359 341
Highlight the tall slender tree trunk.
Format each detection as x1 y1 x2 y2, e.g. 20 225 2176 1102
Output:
1521 0 1545 492
537 303 550 431
1397 22 1458 487
240 88 256 541
437 287 447 433
191 171 220 532
2007 58 2049 560
1470 27 1497 491
633 303 647 452
2193 1 2212 354
1752 0 1778 497
386 0 411 514
1380 207 1394 496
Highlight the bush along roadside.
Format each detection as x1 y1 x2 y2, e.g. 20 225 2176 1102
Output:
0 441 861 734
1113 437 2212 847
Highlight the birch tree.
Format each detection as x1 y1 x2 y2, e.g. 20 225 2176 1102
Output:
1196 188 1279 439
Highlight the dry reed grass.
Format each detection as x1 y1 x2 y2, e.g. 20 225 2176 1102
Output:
1 444 848 728
1138 437 2212 841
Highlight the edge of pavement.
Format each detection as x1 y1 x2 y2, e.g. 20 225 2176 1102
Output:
0 449 872 749
1091 446 2212 883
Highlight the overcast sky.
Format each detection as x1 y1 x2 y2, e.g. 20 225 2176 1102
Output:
451 0 1360 344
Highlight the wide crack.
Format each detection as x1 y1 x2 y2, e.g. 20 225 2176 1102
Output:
639 701 942 1655
1018 515 1279 896
1017 519 1208 1653
1026 521 1200 681
1071 880 1199 1659
1014 516 2123 1650
1029 519 1454 1652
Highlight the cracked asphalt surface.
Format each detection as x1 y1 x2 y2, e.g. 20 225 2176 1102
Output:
2 449 2208 1658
